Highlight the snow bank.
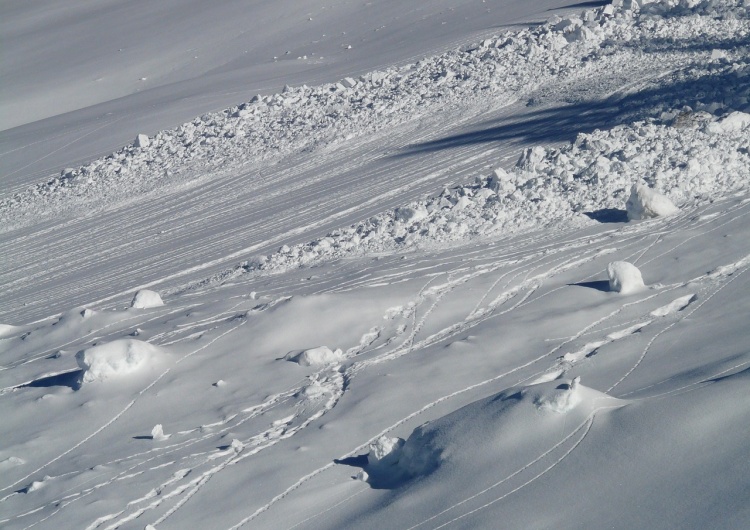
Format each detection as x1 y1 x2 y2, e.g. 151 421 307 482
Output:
607 261 646 294
626 184 679 220
285 346 343 367
75 339 165 383
4 0 748 230
200 108 749 286
0 324 21 337
387 379 622 481
131 289 164 309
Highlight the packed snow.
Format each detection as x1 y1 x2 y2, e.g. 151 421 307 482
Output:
2 1 750 529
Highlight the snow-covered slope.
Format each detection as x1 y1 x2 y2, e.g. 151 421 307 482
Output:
0 0 578 196
1 1 749 529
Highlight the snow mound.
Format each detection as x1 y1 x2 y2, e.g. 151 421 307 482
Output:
626 184 679 221
150 424 170 441
707 111 750 133
131 289 164 309
534 376 582 413
75 339 165 383
384 380 622 483
285 346 343 367
607 261 646 294
0 324 21 337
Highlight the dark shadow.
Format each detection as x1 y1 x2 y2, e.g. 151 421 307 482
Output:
20 369 82 390
707 365 750 384
492 21 545 29
550 0 609 10
334 454 369 467
584 208 628 223
569 280 610 292
394 62 750 157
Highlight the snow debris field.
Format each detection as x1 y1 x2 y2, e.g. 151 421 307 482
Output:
1 1 750 529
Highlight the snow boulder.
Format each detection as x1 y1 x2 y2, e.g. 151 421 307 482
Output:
607 261 646 294
709 111 750 133
285 346 343 366
625 184 679 221
134 134 150 148
76 339 165 383
131 289 164 309
368 436 405 467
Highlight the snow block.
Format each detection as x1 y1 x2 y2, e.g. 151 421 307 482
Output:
134 134 150 148
131 289 164 309
368 436 405 467
285 346 343 366
607 261 645 294
625 184 679 221
76 339 165 383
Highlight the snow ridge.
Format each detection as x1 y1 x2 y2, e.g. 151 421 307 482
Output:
2 0 748 231
193 111 750 288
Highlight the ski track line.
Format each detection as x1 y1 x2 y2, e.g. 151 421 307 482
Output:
407 405 618 530
430 410 609 530
638 200 750 268
148 374 346 529
0 303 199 374
608 265 749 393
284 487 369 530
639 358 750 402
227 289 666 528
1 317 249 495
3 116 126 181
25 390 300 530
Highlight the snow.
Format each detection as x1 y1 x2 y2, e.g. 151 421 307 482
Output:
607 261 646 294
285 346 344 367
75 339 165 383
626 183 680 220
1 1 750 529
130 289 164 309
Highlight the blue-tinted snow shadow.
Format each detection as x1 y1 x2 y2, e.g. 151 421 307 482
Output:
570 280 610 292
583 208 628 223
393 59 749 157
20 369 82 390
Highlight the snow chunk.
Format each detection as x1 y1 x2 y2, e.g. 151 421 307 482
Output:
134 134 150 148
75 339 165 383
151 424 170 441
626 184 679 221
535 376 581 413
714 111 750 133
394 206 429 223
131 289 164 309
368 436 405 466
607 261 646 294
285 346 343 366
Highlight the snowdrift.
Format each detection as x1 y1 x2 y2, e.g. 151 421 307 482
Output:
356 379 623 489
75 339 166 384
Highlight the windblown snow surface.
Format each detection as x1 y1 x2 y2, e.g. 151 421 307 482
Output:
2 1 750 529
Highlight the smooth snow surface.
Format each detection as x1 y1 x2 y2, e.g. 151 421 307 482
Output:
2 1 750 529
